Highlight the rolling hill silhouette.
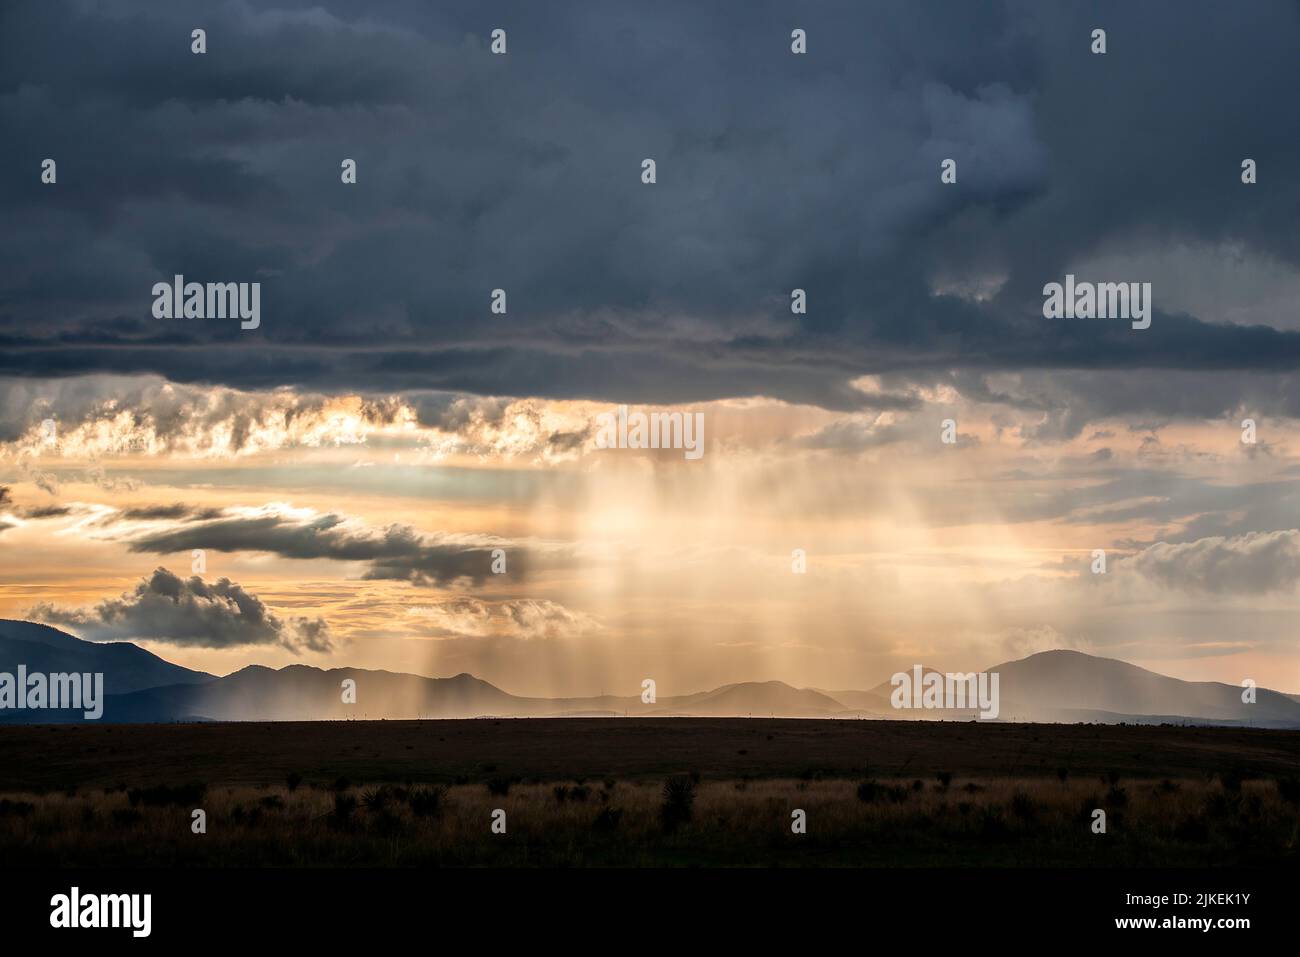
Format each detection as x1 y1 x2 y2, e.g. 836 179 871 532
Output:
0 619 211 699
1 620 1297 726
988 649 1300 725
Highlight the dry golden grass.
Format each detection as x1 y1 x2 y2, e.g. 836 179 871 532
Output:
2 774 1296 867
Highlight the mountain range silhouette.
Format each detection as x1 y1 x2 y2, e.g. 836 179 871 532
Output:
2 619 1297 726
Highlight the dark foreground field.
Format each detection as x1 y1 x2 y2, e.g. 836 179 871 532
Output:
1 719 1297 866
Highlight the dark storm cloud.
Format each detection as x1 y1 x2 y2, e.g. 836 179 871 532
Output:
19 504 74 519
4 1 1300 416
28 566 333 651
118 503 224 521
123 510 555 585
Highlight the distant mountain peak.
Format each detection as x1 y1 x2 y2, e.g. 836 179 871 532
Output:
0 618 213 702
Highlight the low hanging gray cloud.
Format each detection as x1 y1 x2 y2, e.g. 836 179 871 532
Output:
121 509 560 585
117 503 225 521
28 566 334 652
1126 530 1300 594
407 597 601 641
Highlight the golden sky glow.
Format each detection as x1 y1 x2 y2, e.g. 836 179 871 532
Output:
3 376 1298 698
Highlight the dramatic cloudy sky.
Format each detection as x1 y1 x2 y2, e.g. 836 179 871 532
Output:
2 0 1299 696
